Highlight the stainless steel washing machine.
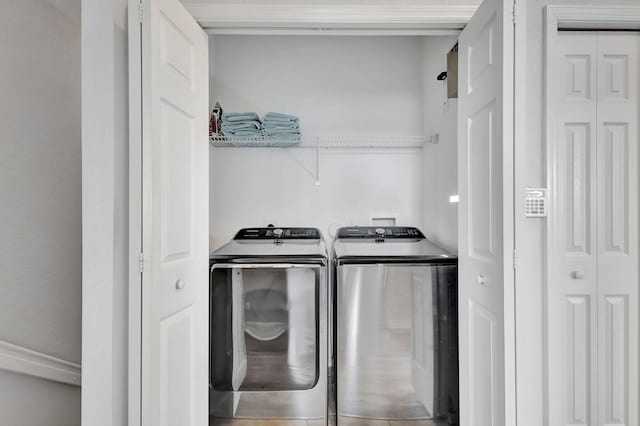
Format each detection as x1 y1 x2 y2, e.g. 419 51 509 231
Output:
333 226 458 425
209 227 328 423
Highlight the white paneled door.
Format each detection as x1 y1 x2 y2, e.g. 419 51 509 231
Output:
595 33 639 426
129 0 209 425
548 31 639 426
458 0 515 424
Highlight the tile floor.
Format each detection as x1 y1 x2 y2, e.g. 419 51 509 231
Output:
210 418 445 426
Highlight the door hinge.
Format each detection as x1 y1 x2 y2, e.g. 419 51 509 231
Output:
513 250 518 269
138 2 144 23
139 252 145 273
512 2 519 24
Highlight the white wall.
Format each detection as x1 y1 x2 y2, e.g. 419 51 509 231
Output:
421 36 458 253
212 148 425 248
210 36 424 137
81 0 129 425
210 36 433 248
187 0 480 5
516 2 640 426
0 0 81 424
0 370 81 426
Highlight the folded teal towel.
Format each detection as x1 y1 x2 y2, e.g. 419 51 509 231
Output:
263 125 299 132
225 129 262 137
263 118 298 124
221 121 262 131
263 119 299 126
222 112 260 122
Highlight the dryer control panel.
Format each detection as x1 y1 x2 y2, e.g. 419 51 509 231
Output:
336 226 425 239
234 227 321 240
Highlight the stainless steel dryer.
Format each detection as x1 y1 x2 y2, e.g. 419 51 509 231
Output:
333 226 458 425
209 227 328 423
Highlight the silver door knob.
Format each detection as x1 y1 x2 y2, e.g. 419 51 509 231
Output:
175 279 186 290
570 271 584 280
477 275 486 285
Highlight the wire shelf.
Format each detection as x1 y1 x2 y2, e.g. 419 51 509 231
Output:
209 135 301 148
209 135 429 148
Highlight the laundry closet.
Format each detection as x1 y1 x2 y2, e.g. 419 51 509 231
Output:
126 0 516 424
208 34 455 253
207 34 458 425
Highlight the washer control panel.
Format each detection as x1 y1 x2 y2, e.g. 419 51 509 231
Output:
234 227 321 240
336 226 425 239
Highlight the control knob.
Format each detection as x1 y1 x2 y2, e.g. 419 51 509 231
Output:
273 228 284 238
375 228 386 237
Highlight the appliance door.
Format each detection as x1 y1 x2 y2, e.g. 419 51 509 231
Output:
210 263 327 420
337 263 458 422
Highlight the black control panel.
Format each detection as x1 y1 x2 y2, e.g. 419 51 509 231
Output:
234 227 321 240
336 226 425 239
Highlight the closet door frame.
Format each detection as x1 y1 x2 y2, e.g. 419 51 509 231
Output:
544 6 640 426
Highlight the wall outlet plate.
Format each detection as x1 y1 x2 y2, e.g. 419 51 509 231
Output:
525 188 547 217
370 214 397 226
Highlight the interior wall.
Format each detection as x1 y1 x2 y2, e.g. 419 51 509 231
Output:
212 148 424 248
0 0 81 424
210 36 424 137
0 370 81 426
517 1 640 426
185 0 480 5
81 0 129 425
421 36 459 253
210 36 429 248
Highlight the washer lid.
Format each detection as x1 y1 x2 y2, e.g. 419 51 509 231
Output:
234 227 321 240
332 226 456 262
336 226 425 240
211 227 327 259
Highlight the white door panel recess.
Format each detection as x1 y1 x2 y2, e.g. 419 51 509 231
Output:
547 31 639 426
458 0 514 424
129 0 209 425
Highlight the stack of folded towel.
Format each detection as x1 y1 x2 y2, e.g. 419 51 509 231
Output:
220 112 262 138
262 112 301 141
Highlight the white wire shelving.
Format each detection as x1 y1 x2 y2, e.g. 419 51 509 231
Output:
209 134 431 149
209 134 435 186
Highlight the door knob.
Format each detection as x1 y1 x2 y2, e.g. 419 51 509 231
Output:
175 279 186 290
570 271 584 280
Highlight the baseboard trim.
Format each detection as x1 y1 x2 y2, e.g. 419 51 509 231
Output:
0 340 81 387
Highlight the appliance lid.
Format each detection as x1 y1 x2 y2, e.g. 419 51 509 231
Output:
211 227 328 259
332 226 456 262
336 226 425 240
234 227 321 240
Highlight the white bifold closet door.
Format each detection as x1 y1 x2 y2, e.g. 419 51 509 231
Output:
547 31 639 426
129 0 210 425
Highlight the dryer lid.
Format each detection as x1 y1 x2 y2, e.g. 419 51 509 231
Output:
211 227 328 259
332 226 456 262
